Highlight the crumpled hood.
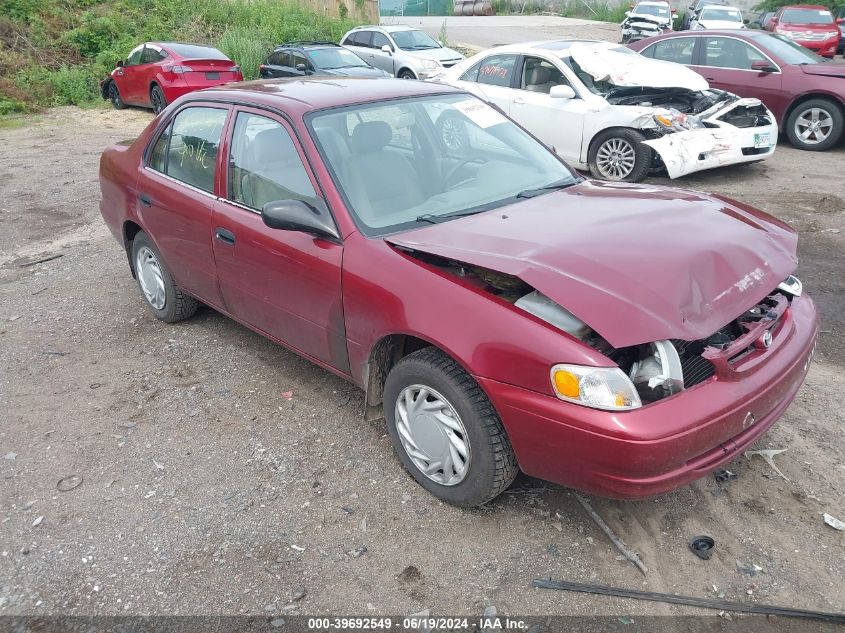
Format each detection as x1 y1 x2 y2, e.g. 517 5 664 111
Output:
800 62 845 77
387 180 798 347
570 42 709 91
625 13 671 26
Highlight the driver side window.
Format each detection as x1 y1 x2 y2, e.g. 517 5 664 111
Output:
519 56 570 94
126 45 144 67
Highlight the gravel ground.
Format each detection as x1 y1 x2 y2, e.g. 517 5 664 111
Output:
1 88 844 620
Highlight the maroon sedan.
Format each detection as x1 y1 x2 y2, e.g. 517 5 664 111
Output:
99 78 818 506
630 30 845 150
100 42 243 114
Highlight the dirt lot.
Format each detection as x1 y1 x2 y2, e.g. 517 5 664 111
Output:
1 100 844 623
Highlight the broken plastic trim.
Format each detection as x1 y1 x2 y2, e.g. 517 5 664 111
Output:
778 274 802 298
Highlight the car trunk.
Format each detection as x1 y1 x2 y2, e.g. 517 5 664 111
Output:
177 59 241 85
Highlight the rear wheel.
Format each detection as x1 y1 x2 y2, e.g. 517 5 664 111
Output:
131 232 198 323
150 84 167 115
786 98 844 151
108 82 125 110
383 347 518 507
588 129 652 182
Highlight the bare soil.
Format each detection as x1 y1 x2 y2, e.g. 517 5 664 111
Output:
1 103 844 621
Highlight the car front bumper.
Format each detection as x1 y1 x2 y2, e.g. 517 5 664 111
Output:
643 97 778 178
479 294 818 499
792 36 839 57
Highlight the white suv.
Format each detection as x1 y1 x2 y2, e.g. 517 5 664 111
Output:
340 25 464 79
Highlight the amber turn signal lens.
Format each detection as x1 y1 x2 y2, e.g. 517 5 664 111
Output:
552 369 580 398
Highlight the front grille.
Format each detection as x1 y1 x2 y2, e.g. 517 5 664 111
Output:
441 60 462 67
673 339 716 387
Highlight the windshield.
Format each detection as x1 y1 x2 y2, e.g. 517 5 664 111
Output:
308 94 577 236
164 43 228 59
756 32 824 63
632 3 670 17
700 7 742 21
391 29 441 50
308 47 368 69
780 8 833 23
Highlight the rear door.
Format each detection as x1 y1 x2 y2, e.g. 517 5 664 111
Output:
212 108 347 370
260 50 292 78
452 53 520 113
137 104 230 307
693 36 782 108
342 30 374 64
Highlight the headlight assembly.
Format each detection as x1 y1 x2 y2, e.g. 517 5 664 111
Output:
420 59 439 70
551 364 642 411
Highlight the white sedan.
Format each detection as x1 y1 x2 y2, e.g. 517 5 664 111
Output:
433 40 777 181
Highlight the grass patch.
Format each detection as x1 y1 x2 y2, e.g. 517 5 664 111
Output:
560 0 628 22
1 0 363 113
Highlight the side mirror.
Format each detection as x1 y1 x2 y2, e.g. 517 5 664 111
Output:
262 199 339 241
750 59 777 73
381 44 393 54
625 10 631 16
295 63 307 72
116 60 124 68
550 85 576 99
743 18 749 24
836 17 844 24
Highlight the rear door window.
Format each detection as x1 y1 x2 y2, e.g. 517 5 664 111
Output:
460 54 518 86
646 37 696 64
348 31 373 47
159 106 228 193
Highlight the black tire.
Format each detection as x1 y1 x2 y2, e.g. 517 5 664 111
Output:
588 128 652 182
150 84 167 115
108 82 125 110
131 232 198 323
785 98 844 151
383 347 518 507
397 69 416 80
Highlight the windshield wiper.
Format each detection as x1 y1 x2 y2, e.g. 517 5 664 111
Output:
516 179 576 199
415 209 485 224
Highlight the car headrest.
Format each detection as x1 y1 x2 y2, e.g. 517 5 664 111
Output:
351 121 392 154
251 127 290 165
527 66 551 85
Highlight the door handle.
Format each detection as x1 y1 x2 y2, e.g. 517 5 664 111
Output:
513 97 525 104
138 193 152 207
704 77 716 81
215 227 236 245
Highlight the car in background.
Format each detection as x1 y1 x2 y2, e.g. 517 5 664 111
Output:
100 42 242 114
630 30 845 150
435 40 777 182
682 0 727 29
764 5 842 58
340 25 464 79
621 0 676 43
689 5 746 30
98 77 816 505
748 10 776 29
258 42 389 79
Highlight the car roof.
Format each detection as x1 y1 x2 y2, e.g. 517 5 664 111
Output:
195 77 461 114
276 41 340 49
476 39 607 57
634 1 671 5
779 4 829 8
351 24 417 32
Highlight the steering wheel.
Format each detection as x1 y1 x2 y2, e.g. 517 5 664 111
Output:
443 157 486 191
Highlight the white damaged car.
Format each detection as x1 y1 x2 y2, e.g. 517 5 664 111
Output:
433 40 777 182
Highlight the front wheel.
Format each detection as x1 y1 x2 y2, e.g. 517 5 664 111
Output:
588 128 652 182
131 232 198 323
397 69 416 80
786 98 844 151
150 85 167 115
383 347 518 507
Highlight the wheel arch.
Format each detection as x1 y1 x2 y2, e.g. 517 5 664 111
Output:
123 220 145 277
101 77 114 100
396 67 416 79
783 92 845 132
363 333 472 421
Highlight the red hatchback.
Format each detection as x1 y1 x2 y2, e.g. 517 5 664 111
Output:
630 30 845 150
100 42 243 114
99 78 818 506
766 5 842 58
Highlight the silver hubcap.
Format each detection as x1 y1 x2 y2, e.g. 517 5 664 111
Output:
441 118 466 152
136 246 166 310
394 385 470 486
794 107 833 145
596 138 636 180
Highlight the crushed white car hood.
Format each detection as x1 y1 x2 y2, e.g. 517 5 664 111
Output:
569 42 709 91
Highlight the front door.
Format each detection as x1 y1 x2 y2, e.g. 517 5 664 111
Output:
117 44 146 104
508 55 587 164
694 36 783 108
137 104 230 307
212 108 348 371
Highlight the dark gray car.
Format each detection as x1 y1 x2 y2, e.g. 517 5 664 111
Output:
258 42 389 79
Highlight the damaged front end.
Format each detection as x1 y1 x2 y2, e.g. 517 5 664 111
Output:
391 246 804 411
620 15 668 43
